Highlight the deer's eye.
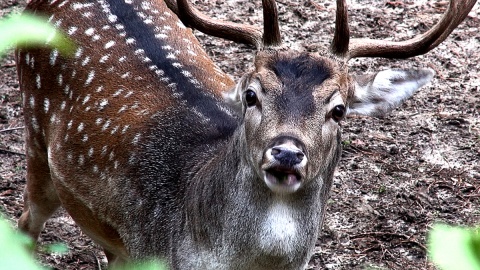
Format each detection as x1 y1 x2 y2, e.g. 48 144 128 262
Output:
331 105 346 122
244 89 257 107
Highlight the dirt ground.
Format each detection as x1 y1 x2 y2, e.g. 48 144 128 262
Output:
1 0 479 269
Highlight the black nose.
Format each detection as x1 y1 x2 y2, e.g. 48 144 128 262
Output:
271 146 305 167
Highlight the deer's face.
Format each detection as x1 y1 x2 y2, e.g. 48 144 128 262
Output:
232 51 350 194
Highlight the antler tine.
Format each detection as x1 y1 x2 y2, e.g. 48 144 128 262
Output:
346 0 477 60
262 0 282 47
331 0 349 56
171 0 264 48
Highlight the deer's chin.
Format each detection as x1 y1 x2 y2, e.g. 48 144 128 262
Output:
262 167 303 194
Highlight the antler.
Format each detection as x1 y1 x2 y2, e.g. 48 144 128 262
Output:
332 0 477 59
331 0 349 56
166 0 280 49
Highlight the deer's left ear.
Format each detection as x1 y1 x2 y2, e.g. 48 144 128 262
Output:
347 69 434 117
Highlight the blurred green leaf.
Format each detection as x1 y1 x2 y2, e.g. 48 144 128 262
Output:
114 259 168 270
0 216 45 270
0 13 76 56
41 242 69 254
429 224 480 270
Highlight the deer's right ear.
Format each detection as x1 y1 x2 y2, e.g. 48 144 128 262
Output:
223 74 250 113
347 68 434 117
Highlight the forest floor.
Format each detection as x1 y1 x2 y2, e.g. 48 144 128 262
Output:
1 0 479 269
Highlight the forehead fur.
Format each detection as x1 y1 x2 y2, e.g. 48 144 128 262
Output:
255 51 334 87
253 50 348 119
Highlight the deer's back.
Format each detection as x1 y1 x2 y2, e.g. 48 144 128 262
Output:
18 0 238 260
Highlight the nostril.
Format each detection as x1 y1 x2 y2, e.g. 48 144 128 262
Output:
271 148 281 156
271 146 305 166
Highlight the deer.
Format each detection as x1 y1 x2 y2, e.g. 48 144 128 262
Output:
16 0 476 269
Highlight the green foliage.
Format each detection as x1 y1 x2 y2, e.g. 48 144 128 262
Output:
0 216 45 270
429 224 480 270
0 214 167 269
341 139 352 146
115 260 168 270
40 242 69 254
0 13 76 57
377 185 386 194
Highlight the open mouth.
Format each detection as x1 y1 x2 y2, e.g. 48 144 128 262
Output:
263 166 302 193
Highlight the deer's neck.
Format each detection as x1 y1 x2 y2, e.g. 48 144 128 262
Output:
181 128 324 269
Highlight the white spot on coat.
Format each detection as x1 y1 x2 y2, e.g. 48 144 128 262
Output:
74 47 83 58
176 21 186 29
82 94 91 105
85 28 95 36
108 14 117 22
58 0 70 7
64 85 70 95
99 54 110 63
121 125 130 134
102 120 111 131
50 49 59 66
31 117 40 133
101 145 108 156
98 99 108 110
36 74 41 89
132 133 141 145
29 96 35 108
82 56 91 66
44 98 50 113
78 155 85 166
50 114 57 123
105 40 115 49
155 33 167 39
77 122 85 132
113 89 123 97
124 91 133 98
82 12 93 18
114 104 127 114
85 70 95 86
67 26 77 35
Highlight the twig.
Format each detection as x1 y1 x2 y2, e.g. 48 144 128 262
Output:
0 148 25 156
1 62 16 68
351 231 427 252
351 231 411 240
89 250 102 270
0 126 24 133
399 239 428 251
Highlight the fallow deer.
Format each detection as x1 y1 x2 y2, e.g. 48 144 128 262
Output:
16 0 476 269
